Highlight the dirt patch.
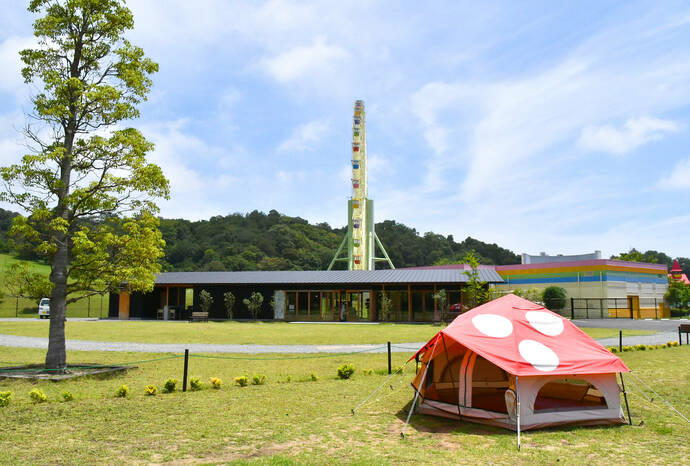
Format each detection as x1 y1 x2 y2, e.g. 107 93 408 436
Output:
0 363 132 380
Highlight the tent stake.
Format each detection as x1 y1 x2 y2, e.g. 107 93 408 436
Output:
516 375 521 451
619 373 632 425
402 335 440 438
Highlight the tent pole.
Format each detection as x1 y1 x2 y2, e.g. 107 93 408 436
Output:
440 333 462 420
402 335 440 438
619 372 632 425
516 375 521 451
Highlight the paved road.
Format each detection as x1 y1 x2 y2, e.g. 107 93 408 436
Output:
0 331 683 354
573 318 689 332
0 334 420 354
0 317 686 354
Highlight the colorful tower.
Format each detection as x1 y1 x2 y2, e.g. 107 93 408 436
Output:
329 100 394 270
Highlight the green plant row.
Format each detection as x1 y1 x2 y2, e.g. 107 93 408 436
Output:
0 389 74 407
1 364 390 408
608 341 680 353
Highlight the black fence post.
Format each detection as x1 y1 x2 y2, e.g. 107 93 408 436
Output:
415 354 419 374
619 331 622 352
570 298 575 320
654 298 658 319
387 341 392 375
680 327 683 346
182 349 189 392
600 299 604 319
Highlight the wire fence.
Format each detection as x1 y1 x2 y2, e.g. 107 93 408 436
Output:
0 342 419 377
569 297 662 319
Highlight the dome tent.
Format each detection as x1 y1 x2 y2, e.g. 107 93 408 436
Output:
408 294 630 433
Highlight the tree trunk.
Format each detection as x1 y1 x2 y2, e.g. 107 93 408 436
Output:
45 237 68 369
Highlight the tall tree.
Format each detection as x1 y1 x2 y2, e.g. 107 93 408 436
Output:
0 0 168 369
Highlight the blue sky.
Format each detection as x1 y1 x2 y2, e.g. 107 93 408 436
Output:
1 1 690 259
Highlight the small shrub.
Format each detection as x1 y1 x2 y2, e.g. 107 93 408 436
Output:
0 391 12 407
362 369 374 375
622 346 633 352
310 373 319 382
285 375 292 383
337 363 355 380
252 374 267 385
115 384 129 398
29 388 47 404
145 385 157 396
210 377 223 389
635 344 647 351
163 378 177 393
395 366 405 374
189 377 202 391
233 376 247 387
61 391 74 402
609 347 618 353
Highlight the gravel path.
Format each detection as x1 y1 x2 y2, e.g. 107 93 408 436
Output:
0 330 683 354
0 334 422 354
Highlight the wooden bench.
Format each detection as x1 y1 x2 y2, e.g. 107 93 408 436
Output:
190 311 208 323
680 324 690 345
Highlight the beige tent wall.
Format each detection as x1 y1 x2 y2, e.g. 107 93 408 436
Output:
517 373 625 430
413 346 626 431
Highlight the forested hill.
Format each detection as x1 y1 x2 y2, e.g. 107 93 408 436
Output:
158 210 520 271
5 207 690 273
0 207 520 270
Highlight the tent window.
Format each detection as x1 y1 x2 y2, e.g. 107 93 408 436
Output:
534 379 607 412
471 356 510 413
421 354 463 404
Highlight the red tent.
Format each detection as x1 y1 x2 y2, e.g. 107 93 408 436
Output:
409 294 629 432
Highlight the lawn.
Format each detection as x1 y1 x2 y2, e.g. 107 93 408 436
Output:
0 320 654 345
0 345 687 464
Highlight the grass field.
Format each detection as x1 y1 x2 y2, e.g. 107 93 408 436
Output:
0 320 654 345
0 253 110 318
0 345 687 464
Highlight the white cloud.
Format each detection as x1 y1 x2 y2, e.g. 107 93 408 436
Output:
278 118 330 152
219 87 242 107
658 157 690 190
258 37 349 83
0 36 36 97
141 119 246 219
578 116 679 155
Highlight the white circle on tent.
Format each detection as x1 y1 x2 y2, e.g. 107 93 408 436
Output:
525 311 564 336
472 314 513 338
519 339 559 372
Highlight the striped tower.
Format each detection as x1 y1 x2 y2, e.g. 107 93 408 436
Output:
329 100 394 271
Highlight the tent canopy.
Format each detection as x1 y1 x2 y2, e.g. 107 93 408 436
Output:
413 294 628 377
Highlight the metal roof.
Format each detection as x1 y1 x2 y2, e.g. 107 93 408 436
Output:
154 268 504 286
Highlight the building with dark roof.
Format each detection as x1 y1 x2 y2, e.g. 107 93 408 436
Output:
109 268 504 322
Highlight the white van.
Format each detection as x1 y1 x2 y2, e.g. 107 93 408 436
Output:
38 298 50 319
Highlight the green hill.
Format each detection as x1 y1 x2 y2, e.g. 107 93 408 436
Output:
0 253 108 318
157 210 521 271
